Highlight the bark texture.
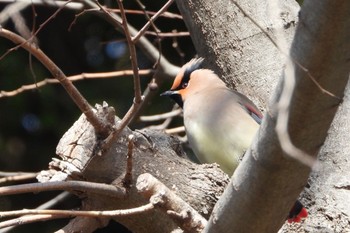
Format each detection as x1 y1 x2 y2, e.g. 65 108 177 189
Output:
38 103 229 233
207 1 350 232
176 0 299 110
176 0 350 232
38 0 350 232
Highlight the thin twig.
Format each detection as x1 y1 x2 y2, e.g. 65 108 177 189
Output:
0 173 37 184
68 8 98 31
145 117 173 130
0 181 126 198
172 30 186 62
141 105 182 131
0 171 36 177
140 108 182 122
137 173 207 232
0 192 70 232
0 2 31 25
94 1 144 133
132 0 175 43
0 28 110 137
0 69 153 98
145 31 190 37
117 0 142 104
0 214 65 229
101 102 139 152
93 0 154 152
83 0 180 78
0 0 84 10
165 126 185 135
134 0 163 70
109 8 183 19
0 202 154 219
123 134 135 188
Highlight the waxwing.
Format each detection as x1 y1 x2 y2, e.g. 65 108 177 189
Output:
161 58 307 223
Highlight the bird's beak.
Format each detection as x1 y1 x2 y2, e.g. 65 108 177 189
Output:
160 90 184 108
160 90 177 96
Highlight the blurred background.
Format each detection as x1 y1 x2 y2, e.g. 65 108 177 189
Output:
0 1 195 232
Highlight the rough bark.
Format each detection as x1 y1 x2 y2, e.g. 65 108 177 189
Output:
37 0 350 232
38 103 229 233
176 0 299 110
176 0 350 232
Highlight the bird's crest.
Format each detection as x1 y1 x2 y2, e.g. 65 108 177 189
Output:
183 57 205 82
170 57 205 91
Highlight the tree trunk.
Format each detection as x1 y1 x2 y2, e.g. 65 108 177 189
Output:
38 104 229 233
176 0 299 109
176 0 350 232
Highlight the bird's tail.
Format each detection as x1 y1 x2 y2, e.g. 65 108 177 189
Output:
287 200 308 223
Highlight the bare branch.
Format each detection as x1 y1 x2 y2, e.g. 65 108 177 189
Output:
0 28 110 137
0 0 84 11
0 203 154 219
0 214 65 229
172 30 186 62
0 2 30 25
145 31 190 38
137 173 207 233
109 8 183 20
165 126 185 135
133 0 163 70
82 0 180 78
0 172 37 184
140 108 182 122
0 181 126 198
0 69 153 98
117 0 142 104
123 134 135 188
0 192 70 232
0 171 36 176
132 0 175 43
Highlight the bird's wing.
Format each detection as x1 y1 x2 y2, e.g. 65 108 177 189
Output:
242 103 263 125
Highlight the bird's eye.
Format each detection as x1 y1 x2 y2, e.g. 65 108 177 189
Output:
181 82 188 89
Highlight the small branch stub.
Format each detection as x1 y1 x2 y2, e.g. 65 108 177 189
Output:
123 134 135 188
136 173 207 233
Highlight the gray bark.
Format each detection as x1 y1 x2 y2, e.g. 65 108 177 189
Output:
176 0 299 110
38 0 350 232
38 104 229 233
176 0 350 232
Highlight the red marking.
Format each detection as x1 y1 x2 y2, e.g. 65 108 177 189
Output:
287 207 308 223
244 103 263 119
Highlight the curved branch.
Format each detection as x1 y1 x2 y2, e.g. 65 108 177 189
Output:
0 181 126 198
0 203 154 218
0 28 110 137
0 69 153 98
82 0 180 78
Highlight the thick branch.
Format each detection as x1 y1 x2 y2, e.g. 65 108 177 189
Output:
36 104 229 233
137 173 207 232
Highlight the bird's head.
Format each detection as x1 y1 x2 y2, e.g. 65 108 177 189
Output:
161 58 226 108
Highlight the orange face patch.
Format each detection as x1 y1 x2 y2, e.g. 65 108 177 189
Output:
171 70 185 90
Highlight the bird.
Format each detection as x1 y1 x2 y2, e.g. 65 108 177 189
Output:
161 57 308 223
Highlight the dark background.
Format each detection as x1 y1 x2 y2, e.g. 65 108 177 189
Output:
0 1 194 232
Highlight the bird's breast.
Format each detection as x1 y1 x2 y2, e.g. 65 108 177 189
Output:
183 93 259 175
